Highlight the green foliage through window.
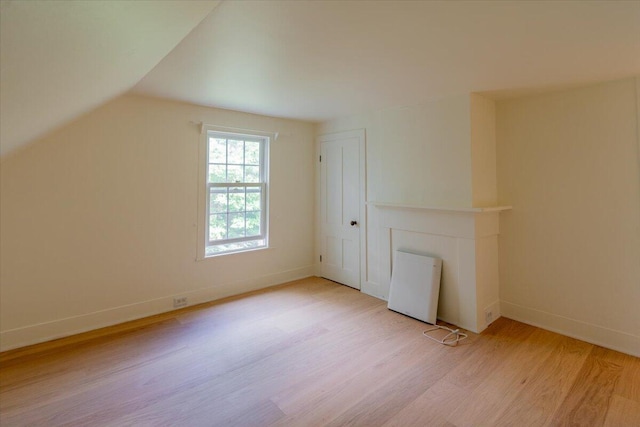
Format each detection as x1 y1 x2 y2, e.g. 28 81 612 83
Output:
205 131 268 256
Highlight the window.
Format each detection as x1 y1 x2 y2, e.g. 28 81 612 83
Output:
203 130 268 256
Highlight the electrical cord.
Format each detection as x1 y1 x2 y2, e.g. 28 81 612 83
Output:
422 324 468 346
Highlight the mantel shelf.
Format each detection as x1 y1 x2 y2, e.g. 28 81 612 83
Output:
367 201 512 214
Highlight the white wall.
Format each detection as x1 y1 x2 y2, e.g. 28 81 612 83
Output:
0 94 316 351
319 95 474 208
470 93 498 207
318 81 640 356
317 95 503 334
317 94 475 294
496 77 640 356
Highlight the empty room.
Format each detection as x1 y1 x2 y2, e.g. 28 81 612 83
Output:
1 1 639 426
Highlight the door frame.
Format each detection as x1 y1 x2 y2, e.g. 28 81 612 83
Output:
316 129 367 289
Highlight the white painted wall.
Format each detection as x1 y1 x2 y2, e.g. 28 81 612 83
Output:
470 93 498 207
317 94 503 335
317 94 475 295
496 77 640 356
318 95 473 208
0 94 316 351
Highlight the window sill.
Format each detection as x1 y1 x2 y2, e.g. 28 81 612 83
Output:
196 245 270 261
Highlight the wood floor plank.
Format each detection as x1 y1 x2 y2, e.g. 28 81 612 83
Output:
613 352 640 403
1 277 638 427
490 334 592 426
2 347 213 426
550 347 624 426
188 312 394 413
270 310 427 415
603 395 640 427
271 335 441 426
452 326 580 425
324 335 476 426
442 318 535 392
380 378 462 427
102 387 286 427
379 321 531 427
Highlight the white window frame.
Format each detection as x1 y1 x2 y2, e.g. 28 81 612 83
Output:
197 125 271 259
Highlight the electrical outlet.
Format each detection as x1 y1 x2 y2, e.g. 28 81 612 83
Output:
485 309 493 325
173 297 188 308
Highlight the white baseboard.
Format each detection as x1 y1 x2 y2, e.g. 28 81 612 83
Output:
501 300 640 357
482 300 502 331
0 265 314 352
361 281 387 301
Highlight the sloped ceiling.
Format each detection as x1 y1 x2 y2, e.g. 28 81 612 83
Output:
0 0 219 157
133 0 640 122
2 1 639 157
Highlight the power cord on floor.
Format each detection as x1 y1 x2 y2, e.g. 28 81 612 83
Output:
423 325 468 346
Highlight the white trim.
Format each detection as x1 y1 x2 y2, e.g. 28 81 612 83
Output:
0 266 315 352
635 76 640 177
191 121 280 141
196 127 208 260
197 126 272 260
368 201 512 213
206 184 267 246
361 280 385 301
371 204 504 333
501 300 640 357
317 129 367 288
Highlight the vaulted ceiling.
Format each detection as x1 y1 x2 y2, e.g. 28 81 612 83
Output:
133 0 640 120
2 0 639 157
0 0 219 156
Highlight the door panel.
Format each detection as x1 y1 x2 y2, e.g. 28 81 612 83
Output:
320 137 360 289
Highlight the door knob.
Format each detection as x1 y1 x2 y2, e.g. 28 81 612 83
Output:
350 220 358 226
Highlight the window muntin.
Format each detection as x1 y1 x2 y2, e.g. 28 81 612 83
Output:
205 131 267 256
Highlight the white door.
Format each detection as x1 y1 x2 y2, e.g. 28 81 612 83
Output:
319 132 362 289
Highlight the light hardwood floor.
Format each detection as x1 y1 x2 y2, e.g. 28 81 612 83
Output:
1 277 639 426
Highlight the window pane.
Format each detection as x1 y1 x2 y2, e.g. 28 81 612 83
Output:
204 132 267 257
245 165 260 183
245 141 260 165
209 138 227 163
209 187 228 214
228 140 244 165
228 187 245 213
246 188 261 211
208 165 226 183
246 211 261 236
209 213 227 241
228 212 246 239
227 165 243 183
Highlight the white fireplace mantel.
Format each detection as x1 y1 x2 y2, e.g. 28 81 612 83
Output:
368 201 512 214
368 202 511 333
